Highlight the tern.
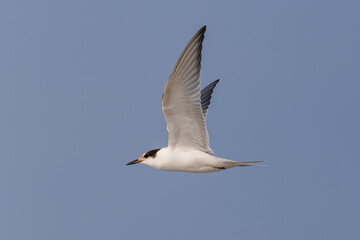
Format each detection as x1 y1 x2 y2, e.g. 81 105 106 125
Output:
127 26 262 173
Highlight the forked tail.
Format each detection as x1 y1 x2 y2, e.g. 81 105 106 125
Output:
218 159 265 170
237 161 264 167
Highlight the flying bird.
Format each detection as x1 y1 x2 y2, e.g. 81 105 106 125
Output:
127 26 262 173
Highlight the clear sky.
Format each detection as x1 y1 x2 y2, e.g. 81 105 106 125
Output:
1 0 359 239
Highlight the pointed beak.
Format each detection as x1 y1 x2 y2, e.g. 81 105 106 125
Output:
126 159 141 166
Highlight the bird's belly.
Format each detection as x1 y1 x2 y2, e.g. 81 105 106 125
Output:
153 151 220 173
157 164 217 173
156 164 218 173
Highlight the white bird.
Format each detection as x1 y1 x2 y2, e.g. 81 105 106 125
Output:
127 26 262 173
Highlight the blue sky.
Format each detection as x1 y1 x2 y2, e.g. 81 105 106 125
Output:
1 0 359 239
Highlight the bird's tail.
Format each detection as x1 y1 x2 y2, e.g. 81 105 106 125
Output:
237 161 265 167
219 159 265 169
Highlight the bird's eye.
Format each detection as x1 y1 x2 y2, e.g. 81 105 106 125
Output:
144 154 149 158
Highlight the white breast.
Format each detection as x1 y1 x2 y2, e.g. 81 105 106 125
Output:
143 147 221 173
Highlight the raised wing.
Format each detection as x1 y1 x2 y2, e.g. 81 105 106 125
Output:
201 79 219 120
162 26 213 155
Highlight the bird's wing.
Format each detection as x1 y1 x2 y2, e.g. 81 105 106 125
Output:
201 79 219 120
162 26 213 155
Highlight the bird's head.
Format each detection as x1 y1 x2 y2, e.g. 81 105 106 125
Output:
127 149 160 166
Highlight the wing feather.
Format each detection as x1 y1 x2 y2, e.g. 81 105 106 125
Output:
201 79 219 120
162 26 213 154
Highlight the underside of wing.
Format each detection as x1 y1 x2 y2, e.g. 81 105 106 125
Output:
162 26 213 155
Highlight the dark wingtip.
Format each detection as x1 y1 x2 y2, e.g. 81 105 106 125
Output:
200 79 221 118
199 25 207 34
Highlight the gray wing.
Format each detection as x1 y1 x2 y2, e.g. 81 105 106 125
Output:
162 26 213 155
201 79 219 120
